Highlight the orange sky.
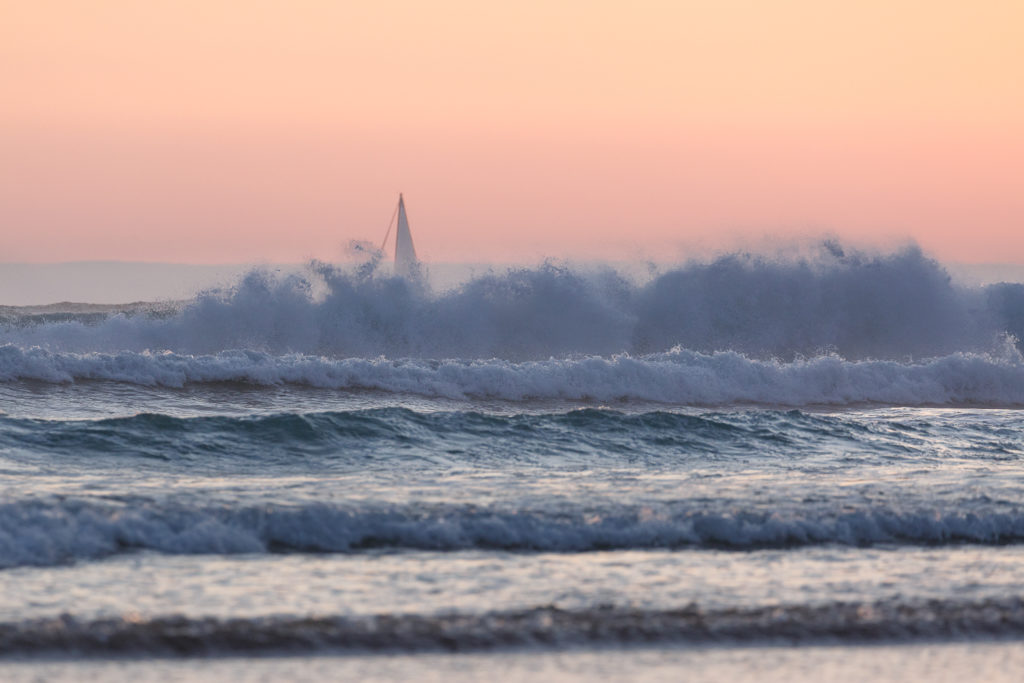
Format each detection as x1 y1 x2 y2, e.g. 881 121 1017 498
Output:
2 0 1022 263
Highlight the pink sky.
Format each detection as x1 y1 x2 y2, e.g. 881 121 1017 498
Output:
2 1 1022 264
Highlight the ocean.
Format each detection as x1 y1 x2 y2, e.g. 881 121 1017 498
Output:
2 244 1024 681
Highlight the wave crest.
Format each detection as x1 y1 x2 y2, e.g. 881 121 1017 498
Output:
4 598 1024 655
3 244 1024 361
2 344 1023 406
5 498 1024 569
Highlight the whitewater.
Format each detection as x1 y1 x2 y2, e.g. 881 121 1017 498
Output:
2 243 1024 681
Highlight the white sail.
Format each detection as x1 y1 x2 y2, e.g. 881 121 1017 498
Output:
394 193 418 279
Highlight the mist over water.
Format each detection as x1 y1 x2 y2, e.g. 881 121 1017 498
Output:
4 242 1024 361
2 241 1024 406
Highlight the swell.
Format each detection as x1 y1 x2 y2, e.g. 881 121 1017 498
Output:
2 344 1023 407
0 408 759 465
5 498 1024 568
0 407 1016 466
2 244 1023 362
3 598 1024 655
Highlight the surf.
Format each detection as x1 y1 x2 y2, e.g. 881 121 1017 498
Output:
2 242 1022 362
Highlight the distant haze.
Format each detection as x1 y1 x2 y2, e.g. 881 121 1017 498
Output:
2 2 1022 264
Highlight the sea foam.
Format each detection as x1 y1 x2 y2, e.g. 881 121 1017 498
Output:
4 498 1024 569
1 344 1022 406
2 243 1023 362
4 243 1023 406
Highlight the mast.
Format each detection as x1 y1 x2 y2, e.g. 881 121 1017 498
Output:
394 193 418 278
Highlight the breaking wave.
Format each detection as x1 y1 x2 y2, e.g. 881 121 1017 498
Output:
5 498 1024 569
3 599 1024 655
2 243 1024 362
2 344 1023 406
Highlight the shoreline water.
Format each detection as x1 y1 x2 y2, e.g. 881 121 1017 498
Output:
3 640 1024 683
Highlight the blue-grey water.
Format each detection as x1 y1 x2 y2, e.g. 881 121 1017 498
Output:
2 247 1024 679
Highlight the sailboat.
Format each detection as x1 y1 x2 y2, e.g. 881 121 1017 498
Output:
381 193 419 279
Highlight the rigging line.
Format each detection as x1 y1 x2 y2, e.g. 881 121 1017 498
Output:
380 199 400 252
